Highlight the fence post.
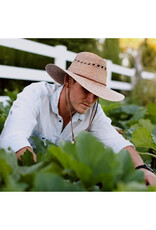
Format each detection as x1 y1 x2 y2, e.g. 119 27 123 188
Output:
106 59 112 88
54 45 67 69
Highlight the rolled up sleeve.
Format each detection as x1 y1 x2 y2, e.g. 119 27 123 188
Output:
90 104 134 153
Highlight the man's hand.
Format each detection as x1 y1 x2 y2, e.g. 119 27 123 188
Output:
124 146 156 186
139 168 156 186
16 146 37 162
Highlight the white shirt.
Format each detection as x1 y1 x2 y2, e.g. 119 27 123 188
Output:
0 81 133 153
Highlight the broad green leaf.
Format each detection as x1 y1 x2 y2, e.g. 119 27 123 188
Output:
48 144 93 188
62 133 122 190
101 101 121 114
75 132 119 174
33 172 84 191
48 145 76 169
146 103 156 124
75 133 121 189
129 108 147 122
30 136 47 154
115 181 148 191
124 119 154 141
37 151 54 163
1 175 28 192
30 136 54 155
138 119 154 132
19 162 44 175
0 158 12 182
116 150 144 184
49 143 92 186
98 173 115 191
50 133 120 190
21 149 35 166
123 169 144 184
131 127 156 151
129 119 154 132
119 108 147 129
0 149 27 191
52 132 146 190
124 127 136 140
0 130 154 191
121 104 141 115
0 149 20 180
19 162 45 190
116 150 134 178
146 103 156 116
39 162 63 175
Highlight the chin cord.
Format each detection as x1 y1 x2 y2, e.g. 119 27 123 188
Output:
65 87 98 144
65 87 75 144
85 99 99 131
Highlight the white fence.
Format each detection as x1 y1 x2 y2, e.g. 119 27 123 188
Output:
0 38 155 104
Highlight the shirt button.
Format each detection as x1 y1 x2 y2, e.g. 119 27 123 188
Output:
59 120 62 122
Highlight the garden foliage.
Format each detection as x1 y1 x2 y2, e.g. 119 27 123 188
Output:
0 93 156 191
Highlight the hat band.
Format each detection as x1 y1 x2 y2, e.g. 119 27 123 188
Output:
72 72 107 86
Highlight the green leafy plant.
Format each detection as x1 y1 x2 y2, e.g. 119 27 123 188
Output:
131 127 156 169
0 91 156 191
0 132 154 191
101 100 156 168
0 89 18 132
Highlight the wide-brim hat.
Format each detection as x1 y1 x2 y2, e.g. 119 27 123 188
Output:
45 52 125 102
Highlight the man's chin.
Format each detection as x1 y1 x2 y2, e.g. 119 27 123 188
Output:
73 104 90 114
77 107 89 114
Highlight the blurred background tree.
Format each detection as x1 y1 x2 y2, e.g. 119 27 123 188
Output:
120 38 156 105
120 38 156 71
102 38 121 65
142 39 156 72
0 38 156 106
0 38 100 95
101 38 121 81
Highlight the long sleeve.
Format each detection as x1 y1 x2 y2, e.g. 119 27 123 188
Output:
90 104 134 153
0 83 40 152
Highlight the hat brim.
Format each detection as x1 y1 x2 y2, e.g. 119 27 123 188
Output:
45 64 125 102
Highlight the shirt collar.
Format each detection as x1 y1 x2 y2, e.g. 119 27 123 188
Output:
51 84 85 121
72 112 85 122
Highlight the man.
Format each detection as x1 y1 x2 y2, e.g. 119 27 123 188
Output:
0 52 156 185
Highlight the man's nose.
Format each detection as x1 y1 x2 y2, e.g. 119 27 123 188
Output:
87 92 96 102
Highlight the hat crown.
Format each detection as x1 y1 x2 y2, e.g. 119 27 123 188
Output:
68 52 107 85
45 51 125 101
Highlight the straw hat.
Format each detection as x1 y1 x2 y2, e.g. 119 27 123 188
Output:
45 52 124 101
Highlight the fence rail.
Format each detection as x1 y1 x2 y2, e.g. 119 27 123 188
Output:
0 65 53 82
0 38 156 105
0 38 76 69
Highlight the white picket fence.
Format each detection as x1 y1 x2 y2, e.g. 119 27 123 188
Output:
0 38 155 105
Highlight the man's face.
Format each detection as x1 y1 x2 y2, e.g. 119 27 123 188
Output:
69 80 99 114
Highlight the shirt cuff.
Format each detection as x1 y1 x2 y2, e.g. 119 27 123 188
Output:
112 140 134 153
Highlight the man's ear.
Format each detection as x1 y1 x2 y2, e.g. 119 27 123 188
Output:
64 74 72 88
